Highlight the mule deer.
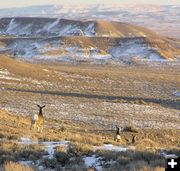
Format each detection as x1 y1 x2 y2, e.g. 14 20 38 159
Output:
114 125 121 142
31 105 45 132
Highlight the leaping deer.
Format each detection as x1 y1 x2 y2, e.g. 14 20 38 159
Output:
31 105 45 132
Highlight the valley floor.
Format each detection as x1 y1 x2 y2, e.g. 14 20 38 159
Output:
0 55 180 170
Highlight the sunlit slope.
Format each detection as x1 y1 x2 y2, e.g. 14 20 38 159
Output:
0 18 179 61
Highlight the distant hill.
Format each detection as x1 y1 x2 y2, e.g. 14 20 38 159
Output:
0 17 179 63
0 4 179 39
0 17 174 39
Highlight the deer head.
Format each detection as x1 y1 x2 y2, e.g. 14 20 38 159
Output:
37 105 45 115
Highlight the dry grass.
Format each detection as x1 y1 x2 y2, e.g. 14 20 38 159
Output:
55 146 67 153
0 109 179 171
0 139 46 165
0 43 179 171
0 109 180 148
135 166 164 171
1 162 34 171
0 54 179 134
135 139 159 152
0 140 21 152
0 54 179 170
67 142 93 156
69 133 104 146
98 150 165 171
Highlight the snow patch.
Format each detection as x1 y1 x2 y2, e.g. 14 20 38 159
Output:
109 38 164 61
42 69 49 72
37 18 60 34
41 141 69 159
0 69 21 81
160 151 178 159
19 161 33 167
0 69 9 75
84 155 103 171
93 144 127 152
6 18 18 34
84 22 95 36
19 138 69 159
20 137 31 143
148 53 163 61
46 18 60 31
172 91 180 97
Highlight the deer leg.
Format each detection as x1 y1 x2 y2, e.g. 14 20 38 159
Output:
40 125 43 133
114 135 116 141
36 125 40 132
31 120 36 130
31 123 34 130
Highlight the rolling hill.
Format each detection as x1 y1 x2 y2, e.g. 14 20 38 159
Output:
0 17 179 63
0 17 171 38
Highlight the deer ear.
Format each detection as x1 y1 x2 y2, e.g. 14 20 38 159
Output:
37 104 40 107
42 105 46 108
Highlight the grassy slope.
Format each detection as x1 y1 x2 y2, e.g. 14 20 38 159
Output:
0 53 179 143
0 55 180 170
0 109 180 171
0 108 180 148
0 55 180 130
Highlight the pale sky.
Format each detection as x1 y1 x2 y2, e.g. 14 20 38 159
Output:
0 0 179 8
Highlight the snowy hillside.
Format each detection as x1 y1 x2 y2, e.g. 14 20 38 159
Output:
0 18 95 37
0 36 174 63
0 17 162 38
0 4 179 39
0 17 179 64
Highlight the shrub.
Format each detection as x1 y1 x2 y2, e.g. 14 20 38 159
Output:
44 158 57 169
55 152 69 166
122 125 139 133
0 141 20 153
134 166 164 171
67 142 93 156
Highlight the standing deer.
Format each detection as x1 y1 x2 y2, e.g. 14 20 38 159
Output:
114 125 121 142
31 105 45 132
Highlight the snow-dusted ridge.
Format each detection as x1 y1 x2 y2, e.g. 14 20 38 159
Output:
0 18 96 37
0 17 179 63
0 36 170 63
0 4 179 39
